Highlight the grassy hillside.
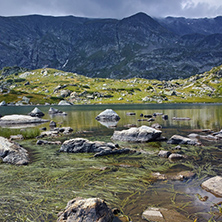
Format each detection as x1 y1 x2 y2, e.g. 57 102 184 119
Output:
0 65 222 105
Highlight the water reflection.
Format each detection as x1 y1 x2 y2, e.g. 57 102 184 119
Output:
97 120 119 128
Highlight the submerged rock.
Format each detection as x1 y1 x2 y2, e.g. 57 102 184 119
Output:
0 136 29 165
201 176 222 197
57 197 114 222
112 125 162 142
28 107 45 117
95 109 120 121
167 135 201 146
142 207 192 222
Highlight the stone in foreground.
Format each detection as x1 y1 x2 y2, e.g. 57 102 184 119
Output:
57 197 114 222
201 176 222 197
0 114 49 126
95 109 120 121
0 136 29 165
112 125 162 142
167 135 201 146
142 207 192 222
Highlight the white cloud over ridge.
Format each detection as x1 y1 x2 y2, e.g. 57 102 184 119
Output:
0 0 221 19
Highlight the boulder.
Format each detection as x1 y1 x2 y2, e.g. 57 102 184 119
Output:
57 197 114 222
95 109 120 121
201 176 222 197
158 150 171 158
0 136 29 165
60 138 130 157
28 107 45 117
172 117 191 121
0 100 7 106
48 107 67 115
167 135 201 146
112 125 162 142
0 114 49 126
58 100 73 105
151 123 162 129
49 120 57 128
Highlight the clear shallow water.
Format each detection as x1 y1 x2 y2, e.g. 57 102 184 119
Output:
0 103 222 222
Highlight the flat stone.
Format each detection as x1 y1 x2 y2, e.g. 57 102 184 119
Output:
0 114 49 126
142 207 164 222
201 176 222 197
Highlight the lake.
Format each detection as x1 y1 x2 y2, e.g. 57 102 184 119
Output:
0 103 222 222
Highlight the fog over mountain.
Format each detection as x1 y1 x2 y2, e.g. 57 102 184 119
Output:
1 12 222 80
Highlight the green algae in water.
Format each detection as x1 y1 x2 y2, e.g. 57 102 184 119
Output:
0 104 222 221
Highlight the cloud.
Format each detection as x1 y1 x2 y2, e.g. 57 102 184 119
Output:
0 0 221 18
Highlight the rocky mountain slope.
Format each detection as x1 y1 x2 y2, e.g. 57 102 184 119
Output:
0 64 222 105
0 13 222 80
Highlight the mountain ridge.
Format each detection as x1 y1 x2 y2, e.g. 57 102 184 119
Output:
0 12 222 80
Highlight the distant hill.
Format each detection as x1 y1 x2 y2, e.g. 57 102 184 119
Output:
0 12 222 80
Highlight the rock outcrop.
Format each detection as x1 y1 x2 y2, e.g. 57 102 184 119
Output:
112 125 162 142
0 136 29 165
48 107 67 115
57 197 114 222
201 176 222 197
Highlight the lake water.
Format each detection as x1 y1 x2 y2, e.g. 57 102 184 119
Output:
0 103 222 222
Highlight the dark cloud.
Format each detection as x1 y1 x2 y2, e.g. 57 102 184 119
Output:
0 0 221 18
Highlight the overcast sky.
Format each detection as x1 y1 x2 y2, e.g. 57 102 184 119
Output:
0 0 221 19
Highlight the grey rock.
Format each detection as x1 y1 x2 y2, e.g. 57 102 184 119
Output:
57 197 114 222
168 153 184 161
172 117 191 120
48 107 67 115
158 150 171 158
162 114 168 120
112 125 162 142
29 107 44 117
60 138 129 157
0 101 7 106
58 100 73 105
151 123 162 129
142 207 192 222
36 140 61 145
167 135 201 145
95 109 120 121
49 120 57 128
0 114 49 126
201 176 222 197
0 136 29 165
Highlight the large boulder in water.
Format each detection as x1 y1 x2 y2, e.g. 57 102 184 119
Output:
57 197 114 222
59 138 130 157
95 109 120 121
111 125 162 142
28 107 45 117
0 136 29 165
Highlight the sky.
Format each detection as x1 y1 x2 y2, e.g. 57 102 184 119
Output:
0 0 221 19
